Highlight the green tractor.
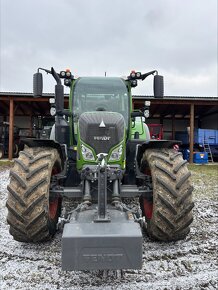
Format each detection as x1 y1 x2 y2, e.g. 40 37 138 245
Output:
6 68 194 270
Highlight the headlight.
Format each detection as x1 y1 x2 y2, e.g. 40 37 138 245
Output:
144 109 149 118
81 144 95 161
50 107 56 116
109 145 123 161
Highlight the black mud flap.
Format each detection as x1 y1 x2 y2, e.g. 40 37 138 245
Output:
62 207 142 271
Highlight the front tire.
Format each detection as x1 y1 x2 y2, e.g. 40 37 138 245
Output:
6 146 62 242
140 148 194 241
0 144 3 159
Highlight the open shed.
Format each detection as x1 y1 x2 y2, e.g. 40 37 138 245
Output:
0 92 218 162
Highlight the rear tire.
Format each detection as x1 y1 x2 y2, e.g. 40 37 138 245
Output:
140 148 194 241
6 146 62 242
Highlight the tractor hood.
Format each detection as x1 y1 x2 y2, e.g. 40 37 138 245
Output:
78 112 125 155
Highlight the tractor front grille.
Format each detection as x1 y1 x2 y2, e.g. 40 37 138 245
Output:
79 112 125 154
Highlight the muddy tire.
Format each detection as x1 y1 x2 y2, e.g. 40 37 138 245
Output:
6 146 62 242
0 145 3 159
140 148 194 241
13 144 19 158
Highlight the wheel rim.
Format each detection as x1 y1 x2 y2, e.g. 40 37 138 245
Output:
49 167 60 220
142 167 153 220
142 199 153 219
49 198 60 219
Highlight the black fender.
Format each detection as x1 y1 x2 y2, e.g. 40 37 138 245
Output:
21 138 67 170
125 139 181 184
135 139 181 169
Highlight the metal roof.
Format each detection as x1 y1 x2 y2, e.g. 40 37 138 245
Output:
0 91 217 100
0 92 218 119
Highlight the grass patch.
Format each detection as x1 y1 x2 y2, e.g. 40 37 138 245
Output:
188 163 218 198
188 163 218 177
0 160 14 167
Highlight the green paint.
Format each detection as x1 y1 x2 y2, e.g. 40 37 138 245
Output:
67 76 147 170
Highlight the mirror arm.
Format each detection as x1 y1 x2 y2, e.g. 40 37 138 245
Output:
37 67 52 74
51 67 62 85
141 70 158 81
37 67 61 85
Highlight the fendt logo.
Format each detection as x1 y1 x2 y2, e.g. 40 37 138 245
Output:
94 136 111 141
83 253 124 263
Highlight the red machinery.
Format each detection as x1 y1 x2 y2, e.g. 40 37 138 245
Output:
148 124 163 140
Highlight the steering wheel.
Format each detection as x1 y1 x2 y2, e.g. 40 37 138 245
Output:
95 103 108 111
96 107 107 111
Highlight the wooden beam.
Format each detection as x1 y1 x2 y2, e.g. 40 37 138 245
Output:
8 97 14 160
0 96 49 102
189 104 195 163
133 98 218 106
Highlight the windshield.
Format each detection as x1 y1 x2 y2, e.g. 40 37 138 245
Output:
72 77 129 126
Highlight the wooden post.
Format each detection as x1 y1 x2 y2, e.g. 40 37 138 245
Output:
9 97 14 160
189 104 194 163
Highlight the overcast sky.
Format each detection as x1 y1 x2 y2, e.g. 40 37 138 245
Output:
0 0 217 96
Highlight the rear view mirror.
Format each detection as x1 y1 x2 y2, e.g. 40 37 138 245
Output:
33 72 43 97
153 75 164 98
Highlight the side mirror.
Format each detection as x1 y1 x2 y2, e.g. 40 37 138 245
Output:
33 72 43 97
153 75 164 98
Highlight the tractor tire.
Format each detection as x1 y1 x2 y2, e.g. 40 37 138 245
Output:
0 144 3 159
13 144 19 158
6 146 62 242
140 148 194 241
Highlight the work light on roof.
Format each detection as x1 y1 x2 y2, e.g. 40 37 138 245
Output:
64 79 72 87
60 71 66 77
130 71 136 78
66 71 71 78
131 79 138 87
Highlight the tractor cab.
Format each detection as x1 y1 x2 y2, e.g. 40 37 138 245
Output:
71 77 129 169
72 77 130 129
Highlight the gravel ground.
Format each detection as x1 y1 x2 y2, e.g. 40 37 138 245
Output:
0 165 217 290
